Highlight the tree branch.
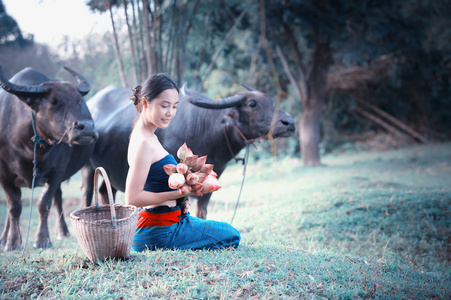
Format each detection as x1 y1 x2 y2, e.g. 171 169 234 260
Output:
283 23 308 99
275 44 304 101
198 8 247 88
260 0 281 158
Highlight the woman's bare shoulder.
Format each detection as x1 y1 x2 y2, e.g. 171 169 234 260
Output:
128 134 157 166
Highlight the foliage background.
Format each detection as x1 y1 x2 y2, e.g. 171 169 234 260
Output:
1 0 451 161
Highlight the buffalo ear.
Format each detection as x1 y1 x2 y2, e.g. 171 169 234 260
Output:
222 108 239 125
14 95 41 110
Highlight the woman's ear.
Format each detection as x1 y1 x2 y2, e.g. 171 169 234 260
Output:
142 97 147 108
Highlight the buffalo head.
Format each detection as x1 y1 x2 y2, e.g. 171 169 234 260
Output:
0 65 98 145
181 83 295 141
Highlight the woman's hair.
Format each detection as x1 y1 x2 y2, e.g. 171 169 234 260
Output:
130 73 179 113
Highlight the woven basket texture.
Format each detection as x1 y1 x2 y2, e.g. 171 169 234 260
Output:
70 167 138 263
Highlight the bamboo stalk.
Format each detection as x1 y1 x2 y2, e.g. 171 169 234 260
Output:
355 107 406 138
356 98 428 143
123 0 138 84
108 0 127 87
142 0 152 75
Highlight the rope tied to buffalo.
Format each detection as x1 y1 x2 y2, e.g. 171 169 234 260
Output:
224 124 261 225
229 141 251 225
23 112 45 254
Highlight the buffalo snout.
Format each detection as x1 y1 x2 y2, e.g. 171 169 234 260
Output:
69 120 98 145
272 112 296 138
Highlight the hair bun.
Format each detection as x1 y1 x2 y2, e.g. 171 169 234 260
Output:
130 87 140 106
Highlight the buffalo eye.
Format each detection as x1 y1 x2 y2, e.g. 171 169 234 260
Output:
248 100 257 108
51 97 58 105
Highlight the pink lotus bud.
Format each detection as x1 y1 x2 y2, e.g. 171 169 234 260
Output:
197 172 208 183
199 164 214 175
168 173 185 189
209 171 218 178
192 155 207 172
185 156 194 168
178 184 192 196
176 163 188 175
192 183 204 196
185 155 198 169
177 142 189 161
202 175 221 193
185 148 194 160
186 172 199 185
163 164 177 176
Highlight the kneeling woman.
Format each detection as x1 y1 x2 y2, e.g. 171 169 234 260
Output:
125 73 240 251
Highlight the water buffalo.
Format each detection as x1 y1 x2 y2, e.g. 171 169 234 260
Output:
82 83 295 218
0 66 97 251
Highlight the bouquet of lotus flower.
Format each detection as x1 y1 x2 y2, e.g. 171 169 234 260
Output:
165 143 222 196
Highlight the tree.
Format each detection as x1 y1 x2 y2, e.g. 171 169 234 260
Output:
0 0 61 78
259 0 426 165
80 0 451 159
85 0 245 89
0 0 33 48
87 0 128 87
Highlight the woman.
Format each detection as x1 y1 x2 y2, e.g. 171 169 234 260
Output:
125 73 240 251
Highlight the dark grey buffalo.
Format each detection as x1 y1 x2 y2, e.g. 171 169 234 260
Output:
82 83 295 218
0 66 97 251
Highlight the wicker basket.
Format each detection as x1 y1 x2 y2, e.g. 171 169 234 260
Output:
70 167 138 263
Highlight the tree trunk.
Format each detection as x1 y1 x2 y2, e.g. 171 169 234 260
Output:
177 0 199 85
300 30 331 166
157 5 163 73
108 0 127 87
123 0 138 84
136 0 146 80
165 14 175 75
174 3 182 85
142 0 153 75
300 102 323 165
194 12 210 84
151 0 157 73
130 0 144 82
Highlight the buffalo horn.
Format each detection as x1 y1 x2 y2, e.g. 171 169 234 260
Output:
0 65 49 97
241 83 257 91
63 66 90 96
181 83 246 109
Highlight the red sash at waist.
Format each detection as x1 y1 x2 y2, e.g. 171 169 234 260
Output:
137 209 181 228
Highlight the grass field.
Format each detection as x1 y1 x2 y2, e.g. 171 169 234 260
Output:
1 142 450 299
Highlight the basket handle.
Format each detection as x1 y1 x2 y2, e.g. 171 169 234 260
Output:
93 167 117 229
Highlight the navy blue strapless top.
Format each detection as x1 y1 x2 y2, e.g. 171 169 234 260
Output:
143 154 178 193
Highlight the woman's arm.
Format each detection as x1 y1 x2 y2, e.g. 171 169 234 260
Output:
125 139 180 207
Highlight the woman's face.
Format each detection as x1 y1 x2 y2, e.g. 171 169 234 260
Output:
143 88 179 129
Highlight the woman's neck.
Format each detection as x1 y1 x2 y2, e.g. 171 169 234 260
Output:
139 115 157 134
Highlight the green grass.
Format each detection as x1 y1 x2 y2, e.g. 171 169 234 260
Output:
1 142 450 299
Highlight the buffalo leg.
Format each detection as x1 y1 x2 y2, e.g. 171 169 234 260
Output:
33 182 57 249
99 181 117 204
0 182 22 251
81 163 94 207
111 188 117 204
195 194 212 219
0 216 9 246
53 185 70 239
